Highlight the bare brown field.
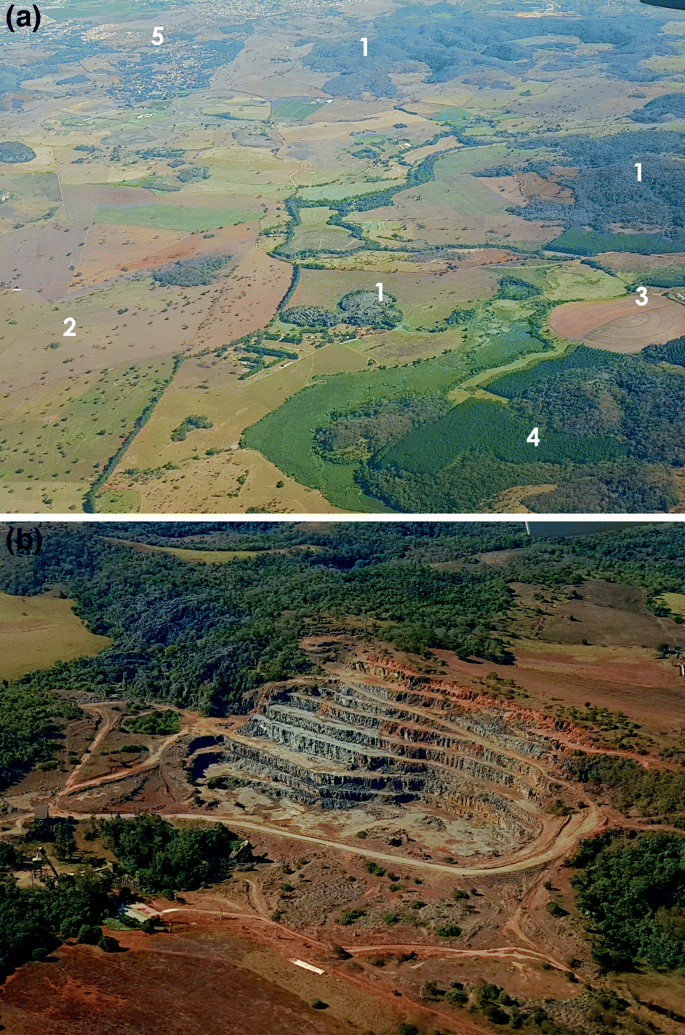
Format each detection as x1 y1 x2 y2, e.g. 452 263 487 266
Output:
596 250 685 274
189 245 293 351
0 929 410 1035
76 221 259 291
488 482 559 513
291 266 500 322
0 591 111 680
509 578 685 650
548 292 685 350
435 578 685 743
379 186 559 249
478 171 574 207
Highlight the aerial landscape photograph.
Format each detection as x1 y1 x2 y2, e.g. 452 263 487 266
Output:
0 519 685 1035
1 0 685 514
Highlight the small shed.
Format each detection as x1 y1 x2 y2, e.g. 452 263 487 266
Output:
124 904 160 924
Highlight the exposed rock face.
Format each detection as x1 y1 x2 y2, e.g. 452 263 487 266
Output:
210 675 553 846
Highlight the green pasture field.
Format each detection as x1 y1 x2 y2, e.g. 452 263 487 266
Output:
658 592 685 617
271 99 324 121
545 264 629 301
280 224 358 256
94 488 142 513
299 208 336 225
0 590 111 680
413 158 509 217
432 107 471 124
94 204 260 232
375 397 627 475
2 172 61 203
280 206 358 256
205 104 270 122
470 322 546 368
430 144 513 175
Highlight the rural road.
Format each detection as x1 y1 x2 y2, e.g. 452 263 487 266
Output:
151 905 579 977
52 798 602 881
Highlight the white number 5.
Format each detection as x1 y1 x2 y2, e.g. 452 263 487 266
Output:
152 26 164 46
636 286 648 307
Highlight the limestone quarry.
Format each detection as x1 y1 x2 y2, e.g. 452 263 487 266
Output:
191 664 568 863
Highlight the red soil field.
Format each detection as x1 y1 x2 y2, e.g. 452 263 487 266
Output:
0 924 415 1035
548 293 685 352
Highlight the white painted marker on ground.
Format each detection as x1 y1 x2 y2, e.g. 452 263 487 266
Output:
291 959 325 974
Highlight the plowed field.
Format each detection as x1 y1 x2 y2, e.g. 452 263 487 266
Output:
548 293 685 352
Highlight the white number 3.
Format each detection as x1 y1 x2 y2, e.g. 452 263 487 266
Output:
636 286 648 307
152 26 164 46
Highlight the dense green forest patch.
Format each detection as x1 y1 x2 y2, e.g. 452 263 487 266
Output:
0 815 243 977
569 832 685 972
152 255 232 287
372 398 626 473
0 527 513 769
563 753 685 827
346 345 684 512
0 868 110 977
124 709 180 736
0 141 35 163
503 138 685 255
0 685 81 792
100 814 240 892
487 347 685 467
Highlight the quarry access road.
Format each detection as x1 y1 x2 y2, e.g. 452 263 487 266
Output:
151 906 579 978
50 790 602 882
160 801 604 879
60 704 119 796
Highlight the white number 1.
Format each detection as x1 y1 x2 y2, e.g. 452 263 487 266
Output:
152 26 164 46
636 286 648 307
635 162 642 182
527 427 539 447
376 282 383 302
360 37 367 56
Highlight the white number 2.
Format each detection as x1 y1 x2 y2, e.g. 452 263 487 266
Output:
636 286 648 307
527 427 539 448
63 317 76 337
152 26 164 46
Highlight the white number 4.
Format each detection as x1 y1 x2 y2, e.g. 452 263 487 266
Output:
527 427 539 447
636 286 648 307
152 26 164 46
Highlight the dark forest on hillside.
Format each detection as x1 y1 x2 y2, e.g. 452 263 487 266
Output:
1 523 685 793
